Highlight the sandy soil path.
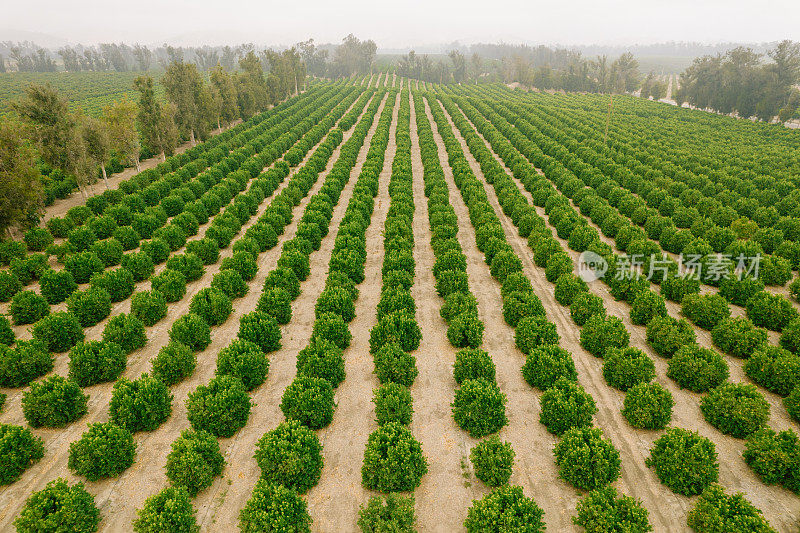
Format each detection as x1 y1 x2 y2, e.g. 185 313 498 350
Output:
445 99 800 532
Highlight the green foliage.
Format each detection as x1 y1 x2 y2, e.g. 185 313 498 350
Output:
0 340 53 386
463 485 545 533
357 494 416 533
784 386 800 423
296 336 345 387
374 342 418 387
13 478 99 533
539 378 597 436
646 428 719 496
169 313 211 352
255 420 323 494
573 486 653 533
165 253 204 282
369 311 420 353
280 375 335 430
68 340 125 386
256 287 292 324
121 251 155 282
185 237 220 265
744 345 800 396
10 290 50 325
699 382 769 439
189 287 232 326
502 290 545 327
216 339 269 391
580 314 630 358
521 344 578 390
746 291 798 331
515 315 559 354
554 273 588 306
22 375 87 428
446 312 484 349
24 227 53 252
453 348 496 385
90 267 135 302
133 486 199 533
222 251 259 281
569 292 606 326
452 378 508 438
554 427 621 491
0 315 12 346
470 436 515 487
238 481 311 533
0 423 45 485
667 345 729 392
719 275 764 306
39 269 77 304
165 429 225 497
645 315 696 358
489 250 523 282
780 317 800 354
110 373 173 432
68 422 136 481
0 271 22 302
32 311 85 352
263 267 301 300
131 290 168 327
660 273 700 303
151 269 187 303
103 313 147 353
681 293 730 330
711 317 767 359
186 375 252 438
622 382 674 430
374 382 413 426
210 269 248 299
151 341 196 386
630 290 667 326
361 422 428 492
602 347 656 391
743 427 800 494
66 287 112 327
238 310 281 352
687 484 776 533
91 238 123 267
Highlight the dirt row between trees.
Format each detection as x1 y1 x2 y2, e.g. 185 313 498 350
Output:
0 90 379 531
444 99 800 532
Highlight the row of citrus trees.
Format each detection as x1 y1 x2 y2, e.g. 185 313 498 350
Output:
441 84 788 531
3 84 376 530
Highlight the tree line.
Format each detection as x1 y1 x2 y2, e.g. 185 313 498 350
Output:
0 50 305 234
675 40 800 122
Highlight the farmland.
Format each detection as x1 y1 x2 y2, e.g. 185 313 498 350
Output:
1 71 800 532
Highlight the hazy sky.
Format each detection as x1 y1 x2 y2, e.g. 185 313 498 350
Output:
4 0 800 48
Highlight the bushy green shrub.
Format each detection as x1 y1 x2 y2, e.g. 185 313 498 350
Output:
373 382 413 426
711 317 767 359
453 348 495 385
103 313 147 353
0 340 53 387
622 382 674 430
374 342 418 387
646 428 718 496
64 251 105 284
189 287 232 326
186 375 252 437
24 227 53 252
22 375 88 428
569 292 605 326
121 251 155 282
784 386 800 422
170 313 211 352
151 341 195 386
452 378 508 438
208 270 247 302
133 486 198 533
660 273 700 303
744 345 800 396
521 344 577 390
90 238 124 267
470 436 515 487
369 311 420 353
264 267 301 300
68 340 125 386
165 429 225 496
13 478 99 532
742 427 800 494
446 312 484 349
296 335 345 387
110 373 173 432
0 271 22 302
780 317 800 354
435 269 469 298
376 287 415 321
140 238 170 264
573 486 653 533
216 338 268 391
0 423 45 485
687 484 776 533
32 312 84 352
553 273 588 307
630 290 667 326
681 293 730 330
90 267 135 302
514 315 559 355
667 345 728 392
539 378 597 436
602 347 656 391
150 269 187 303
66 287 112 327
165 253 204 282
130 290 168 327
463 485 545 533
357 494 416 533
361 422 428 492
68 226 98 252
10 290 50 325
645 315 696 358
580 314 630 358
502 290 545 328
185 237 220 265
700 383 769 439
238 310 281 352
280 375 335 429
255 420 323 494
68 422 136 481
746 291 798 331
719 275 765 307
554 427 621 491
238 481 311 533
0 316 12 346
39 269 77 304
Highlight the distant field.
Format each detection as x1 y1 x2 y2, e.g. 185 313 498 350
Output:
0 71 162 116
636 55 695 75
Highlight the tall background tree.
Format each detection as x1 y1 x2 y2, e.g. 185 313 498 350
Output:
0 121 43 236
